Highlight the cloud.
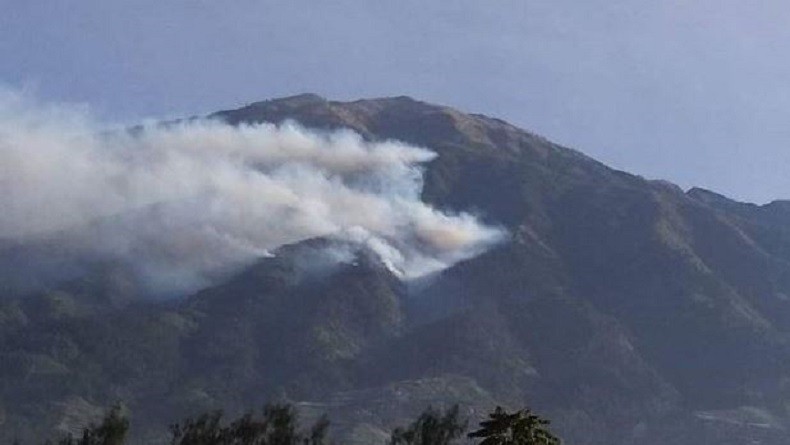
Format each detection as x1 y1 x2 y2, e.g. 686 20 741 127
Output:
0 89 505 295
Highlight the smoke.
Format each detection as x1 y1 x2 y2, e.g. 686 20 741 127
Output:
0 89 505 295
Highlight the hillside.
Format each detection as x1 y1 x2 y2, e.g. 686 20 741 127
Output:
3 94 790 444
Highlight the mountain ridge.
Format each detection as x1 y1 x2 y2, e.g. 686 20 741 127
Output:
2 95 790 444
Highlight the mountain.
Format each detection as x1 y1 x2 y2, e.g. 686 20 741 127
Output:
3 94 790 444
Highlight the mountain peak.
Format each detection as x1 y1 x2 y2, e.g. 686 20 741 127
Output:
242 93 327 110
8 94 790 445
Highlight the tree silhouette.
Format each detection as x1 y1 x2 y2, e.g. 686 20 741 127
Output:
389 405 467 445
467 406 558 445
40 402 560 445
169 403 329 445
57 405 129 445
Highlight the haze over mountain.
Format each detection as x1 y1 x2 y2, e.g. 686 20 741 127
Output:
2 94 790 444
0 91 503 296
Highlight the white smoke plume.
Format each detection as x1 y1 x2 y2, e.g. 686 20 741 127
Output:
0 89 505 295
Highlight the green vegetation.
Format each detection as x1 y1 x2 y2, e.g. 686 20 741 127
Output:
38 404 558 445
389 405 466 445
49 406 128 445
168 404 329 445
387 405 559 445
467 407 558 445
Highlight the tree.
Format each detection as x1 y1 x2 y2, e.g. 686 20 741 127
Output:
57 405 129 445
467 406 559 445
169 403 329 445
39 402 559 445
389 405 467 445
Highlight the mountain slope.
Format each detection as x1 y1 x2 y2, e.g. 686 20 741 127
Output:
3 94 790 444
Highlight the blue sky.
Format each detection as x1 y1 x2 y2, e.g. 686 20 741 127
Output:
3 0 790 203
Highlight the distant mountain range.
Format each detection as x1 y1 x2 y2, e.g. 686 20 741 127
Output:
3 94 790 444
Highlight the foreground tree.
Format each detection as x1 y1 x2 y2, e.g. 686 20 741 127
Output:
389 405 467 445
467 406 559 445
169 403 329 445
56 405 129 445
42 401 558 445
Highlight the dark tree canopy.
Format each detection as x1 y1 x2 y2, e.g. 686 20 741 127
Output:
55 405 129 445
40 402 560 445
389 405 467 445
169 403 329 445
467 406 559 445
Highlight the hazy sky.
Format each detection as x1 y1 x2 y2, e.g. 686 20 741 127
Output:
3 0 789 203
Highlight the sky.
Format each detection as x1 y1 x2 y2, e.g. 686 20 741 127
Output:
2 0 789 204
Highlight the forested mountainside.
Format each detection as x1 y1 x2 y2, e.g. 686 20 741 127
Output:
3 94 790 444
